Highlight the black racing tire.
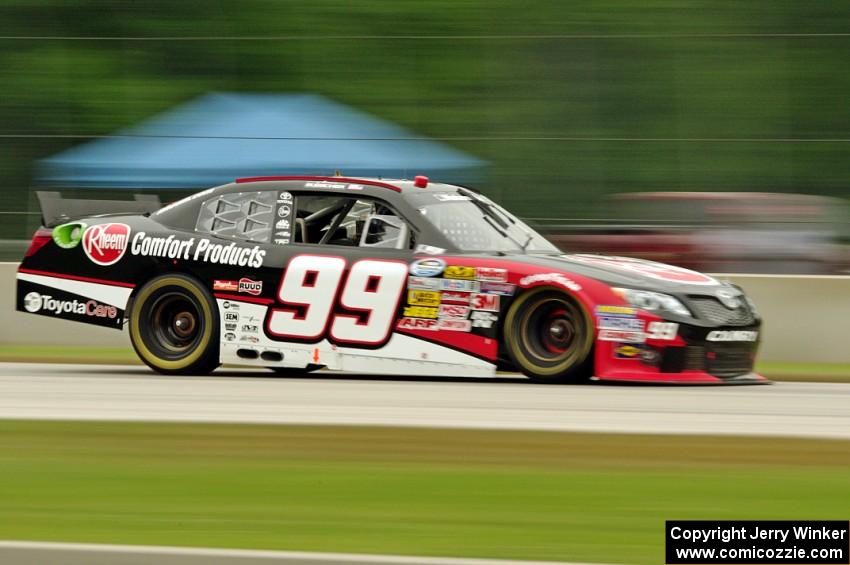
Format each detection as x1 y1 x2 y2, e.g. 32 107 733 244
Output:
503 287 594 383
129 273 220 375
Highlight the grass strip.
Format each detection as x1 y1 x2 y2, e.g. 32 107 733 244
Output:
1 421 848 564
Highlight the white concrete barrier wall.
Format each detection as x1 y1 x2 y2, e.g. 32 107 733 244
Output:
0 263 848 363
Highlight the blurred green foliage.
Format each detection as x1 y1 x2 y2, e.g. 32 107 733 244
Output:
2 0 850 238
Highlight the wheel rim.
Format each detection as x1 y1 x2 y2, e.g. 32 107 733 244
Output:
520 296 587 367
146 292 204 357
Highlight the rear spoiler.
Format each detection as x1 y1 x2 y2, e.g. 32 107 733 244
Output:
36 191 162 227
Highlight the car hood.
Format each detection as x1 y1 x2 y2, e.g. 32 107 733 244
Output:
498 253 731 295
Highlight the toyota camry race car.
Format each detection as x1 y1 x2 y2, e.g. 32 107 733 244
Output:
17 176 765 383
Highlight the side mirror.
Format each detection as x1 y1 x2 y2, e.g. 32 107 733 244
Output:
359 214 410 250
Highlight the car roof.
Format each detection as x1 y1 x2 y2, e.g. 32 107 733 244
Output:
220 175 463 197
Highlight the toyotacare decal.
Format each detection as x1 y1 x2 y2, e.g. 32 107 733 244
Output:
23 291 118 319
82 223 131 266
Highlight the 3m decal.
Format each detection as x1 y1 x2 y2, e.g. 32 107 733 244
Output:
267 255 407 346
440 279 480 292
476 267 508 282
598 329 645 342
706 330 758 342
410 258 446 277
407 290 441 307
82 223 131 266
646 321 678 340
397 317 438 331
238 278 263 296
519 273 581 292
403 306 438 319
471 293 500 312
478 282 514 295
441 291 471 304
437 319 472 332
438 304 470 319
213 280 238 292
444 265 476 280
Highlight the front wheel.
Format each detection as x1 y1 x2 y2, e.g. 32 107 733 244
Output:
129 274 220 375
503 287 594 383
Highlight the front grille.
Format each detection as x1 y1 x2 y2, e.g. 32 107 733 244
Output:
661 344 754 378
705 344 754 378
688 297 755 326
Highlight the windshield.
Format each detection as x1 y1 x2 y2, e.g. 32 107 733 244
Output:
413 189 558 253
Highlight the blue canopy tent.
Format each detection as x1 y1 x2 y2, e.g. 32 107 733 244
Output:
37 93 486 189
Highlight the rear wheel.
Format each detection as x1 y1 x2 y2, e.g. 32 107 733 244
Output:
503 287 594 383
129 274 220 375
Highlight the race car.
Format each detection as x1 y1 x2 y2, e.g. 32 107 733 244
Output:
17 175 765 383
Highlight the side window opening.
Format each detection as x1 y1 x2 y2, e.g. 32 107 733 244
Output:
293 194 414 249
197 191 276 243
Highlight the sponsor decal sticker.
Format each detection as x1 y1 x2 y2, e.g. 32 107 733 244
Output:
241 324 259 333
646 321 678 340
614 343 643 359
409 258 446 277
130 233 265 268
597 316 644 331
437 318 472 332
706 330 758 342
403 306 438 319
476 267 508 282
82 223 131 266
407 290 441 307
470 310 497 328
471 293 500 312
440 279 480 292
224 312 239 322
398 317 438 331
279 191 293 201
222 300 239 310
444 265 476 280
224 332 236 341
596 305 637 317
52 222 86 249
224 323 237 331
519 272 582 292
479 281 515 295
240 335 260 343
23 291 117 318
238 278 263 296
213 280 238 292
441 291 471 304
413 244 446 255
407 276 441 291
598 329 646 342
438 304 470 319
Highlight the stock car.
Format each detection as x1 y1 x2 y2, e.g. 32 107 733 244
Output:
17 175 765 383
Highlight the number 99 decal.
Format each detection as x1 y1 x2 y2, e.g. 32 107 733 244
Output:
267 255 407 346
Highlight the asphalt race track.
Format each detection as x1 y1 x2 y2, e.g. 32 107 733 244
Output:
1 362 849 439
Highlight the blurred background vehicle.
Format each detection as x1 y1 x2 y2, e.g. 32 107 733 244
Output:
1 1 849 270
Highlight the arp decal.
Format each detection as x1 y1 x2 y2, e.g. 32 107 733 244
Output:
397 317 438 331
82 223 131 266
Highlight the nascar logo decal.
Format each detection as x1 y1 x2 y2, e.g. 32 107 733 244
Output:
82 223 131 266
